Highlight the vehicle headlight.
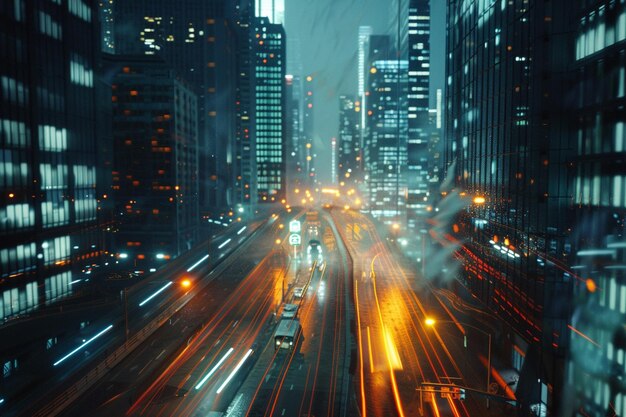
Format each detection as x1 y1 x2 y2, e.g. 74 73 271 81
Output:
289 341 293 345
276 340 281 345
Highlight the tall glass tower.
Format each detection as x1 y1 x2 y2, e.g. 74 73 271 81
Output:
254 17 286 202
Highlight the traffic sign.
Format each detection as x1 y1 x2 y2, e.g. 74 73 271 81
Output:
289 233 301 246
289 220 301 233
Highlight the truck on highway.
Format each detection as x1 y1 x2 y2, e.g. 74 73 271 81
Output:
274 318 302 350
306 211 321 236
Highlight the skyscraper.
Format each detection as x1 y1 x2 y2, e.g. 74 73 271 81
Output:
233 0 256 207
254 17 286 202
445 1 575 412
366 59 408 223
303 75 315 186
107 55 199 266
405 0 431 230
338 95 361 189
357 26 372 186
0 0 101 319
565 2 626 416
114 1 236 212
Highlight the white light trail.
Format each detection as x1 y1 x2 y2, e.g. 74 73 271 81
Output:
237 226 246 235
218 238 232 249
138 281 173 307
187 254 209 272
53 324 113 366
195 347 234 390
216 349 253 394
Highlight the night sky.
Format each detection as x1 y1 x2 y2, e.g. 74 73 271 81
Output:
285 0 446 182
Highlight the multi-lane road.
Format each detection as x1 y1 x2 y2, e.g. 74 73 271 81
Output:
8 208 514 417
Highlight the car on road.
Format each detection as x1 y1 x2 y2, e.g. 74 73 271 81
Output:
294 287 304 298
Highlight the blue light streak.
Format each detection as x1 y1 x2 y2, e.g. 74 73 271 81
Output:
187 254 209 272
195 347 234 390
216 348 253 394
53 324 113 366
138 281 173 307
218 238 232 249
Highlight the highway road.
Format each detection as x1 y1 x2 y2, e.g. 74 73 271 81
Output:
15 207 513 417
332 208 503 417
229 216 351 417
61 215 293 417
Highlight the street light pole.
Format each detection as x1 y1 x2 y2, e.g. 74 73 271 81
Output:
425 317 492 408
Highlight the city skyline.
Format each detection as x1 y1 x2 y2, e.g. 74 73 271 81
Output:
1 2 625 417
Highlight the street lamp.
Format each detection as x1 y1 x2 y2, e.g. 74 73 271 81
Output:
425 317 492 407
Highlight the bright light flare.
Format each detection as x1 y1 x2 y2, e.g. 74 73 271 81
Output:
216 348 253 394
195 347 234 390
187 254 209 272
473 196 486 204
138 281 173 307
53 324 113 366
181 278 192 288
425 317 436 326
384 327 403 370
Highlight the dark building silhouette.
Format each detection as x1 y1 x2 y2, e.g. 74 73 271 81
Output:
445 1 577 413
106 55 199 269
338 95 361 189
113 0 236 213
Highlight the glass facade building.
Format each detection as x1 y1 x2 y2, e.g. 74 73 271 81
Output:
406 0 431 229
108 55 199 267
565 2 626 416
366 60 408 223
338 95 361 189
254 17 286 202
445 0 577 413
0 0 101 321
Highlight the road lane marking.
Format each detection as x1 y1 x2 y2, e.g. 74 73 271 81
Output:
156 349 166 360
289 384 293 391
138 361 151 375
281 409 286 416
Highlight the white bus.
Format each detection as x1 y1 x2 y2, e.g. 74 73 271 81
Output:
274 318 301 350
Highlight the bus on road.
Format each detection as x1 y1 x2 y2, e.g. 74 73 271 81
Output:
274 318 301 350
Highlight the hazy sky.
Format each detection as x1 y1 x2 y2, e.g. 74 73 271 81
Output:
284 0 446 183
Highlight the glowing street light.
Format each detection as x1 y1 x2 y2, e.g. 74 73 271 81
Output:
180 278 192 289
473 196 486 204
425 317 492 407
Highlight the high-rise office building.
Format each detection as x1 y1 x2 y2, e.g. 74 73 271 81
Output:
564 2 626 416
107 55 199 266
233 0 256 207
445 1 576 413
303 75 315 186
406 0 431 230
338 95 361 189
254 17 286 202
358 26 372 163
0 0 101 320
113 1 236 212
366 59 408 223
